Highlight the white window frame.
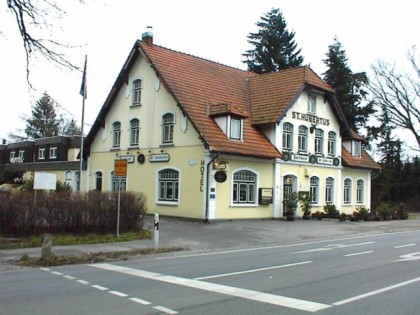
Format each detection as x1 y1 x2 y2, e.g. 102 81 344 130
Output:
328 131 336 156
232 169 258 206
132 79 142 105
344 178 352 204
325 177 334 204
65 171 73 190
353 140 361 157
38 148 46 160
111 171 127 192
308 94 316 114
357 179 364 203
282 122 293 151
298 126 308 152
310 176 319 204
112 122 121 148
315 129 323 155
49 147 57 159
162 113 174 144
130 119 140 146
229 117 242 140
9 151 16 162
157 168 179 204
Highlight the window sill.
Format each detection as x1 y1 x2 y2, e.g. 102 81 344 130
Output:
110 147 120 151
230 203 258 208
127 146 139 150
156 201 178 206
160 143 174 148
130 103 141 108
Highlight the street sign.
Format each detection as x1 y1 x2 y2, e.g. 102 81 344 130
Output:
114 159 127 177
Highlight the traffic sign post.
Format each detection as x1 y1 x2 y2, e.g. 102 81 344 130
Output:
114 159 127 236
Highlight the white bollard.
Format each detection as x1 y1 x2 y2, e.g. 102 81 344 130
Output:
154 213 159 249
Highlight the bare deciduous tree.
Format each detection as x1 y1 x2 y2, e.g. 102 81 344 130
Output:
7 0 83 85
369 49 420 149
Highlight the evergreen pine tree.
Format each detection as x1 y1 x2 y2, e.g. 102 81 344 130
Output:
323 38 374 131
243 8 304 73
61 118 82 136
25 93 61 139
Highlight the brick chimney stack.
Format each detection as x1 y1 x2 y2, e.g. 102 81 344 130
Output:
142 26 153 45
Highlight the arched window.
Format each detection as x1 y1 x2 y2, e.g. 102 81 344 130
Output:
315 129 324 155
111 171 126 192
162 113 174 144
310 176 319 204
325 177 334 204
298 126 308 152
130 119 139 146
95 171 103 191
233 170 257 204
75 171 80 192
282 123 293 151
357 179 364 203
328 131 336 156
132 79 142 105
158 169 179 202
112 122 121 147
344 178 352 204
65 171 72 189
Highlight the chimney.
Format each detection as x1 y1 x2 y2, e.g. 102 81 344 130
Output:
142 26 153 45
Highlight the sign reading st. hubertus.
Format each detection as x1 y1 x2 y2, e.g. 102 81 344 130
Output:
114 159 127 177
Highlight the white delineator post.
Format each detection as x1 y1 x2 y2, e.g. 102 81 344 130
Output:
154 213 159 249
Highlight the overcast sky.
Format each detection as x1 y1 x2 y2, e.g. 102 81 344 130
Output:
1 0 419 153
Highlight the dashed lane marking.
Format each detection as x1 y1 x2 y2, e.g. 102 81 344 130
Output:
41 268 177 314
394 244 416 249
344 251 374 257
91 263 331 313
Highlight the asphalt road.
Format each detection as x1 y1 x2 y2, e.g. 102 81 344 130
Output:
1 230 420 314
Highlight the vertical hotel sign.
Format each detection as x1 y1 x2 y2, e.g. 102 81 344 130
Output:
114 159 127 177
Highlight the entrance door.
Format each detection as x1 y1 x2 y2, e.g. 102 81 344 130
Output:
283 175 296 217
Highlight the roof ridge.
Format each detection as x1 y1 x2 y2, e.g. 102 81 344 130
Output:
139 41 251 74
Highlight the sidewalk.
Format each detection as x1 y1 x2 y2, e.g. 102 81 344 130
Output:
2 215 420 268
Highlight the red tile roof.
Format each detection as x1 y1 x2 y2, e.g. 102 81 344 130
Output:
139 42 280 159
341 146 380 170
248 67 334 125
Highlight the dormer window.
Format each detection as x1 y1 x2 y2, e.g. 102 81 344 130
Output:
132 79 142 105
229 117 242 140
308 94 316 114
353 140 361 157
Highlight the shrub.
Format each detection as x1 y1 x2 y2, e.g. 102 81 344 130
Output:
298 191 312 218
376 202 391 220
0 191 147 236
355 206 369 221
323 204 340 218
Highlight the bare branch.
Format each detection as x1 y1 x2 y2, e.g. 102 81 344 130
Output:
7 0 83 86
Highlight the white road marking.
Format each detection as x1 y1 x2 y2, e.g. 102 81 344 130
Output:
344 251 374 257
154 305 178 314
293 242 375 254
91 263 331 312
51 271 63 275
109 290 128 297
129 297 151 305
40 268 51 271
394 243 416 249
333 276 420 305
92 285 108 291
195 261 312 280
64 275 76 280
394 252 420 262
76 280 90 285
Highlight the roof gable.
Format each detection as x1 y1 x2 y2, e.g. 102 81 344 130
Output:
248 67 334 125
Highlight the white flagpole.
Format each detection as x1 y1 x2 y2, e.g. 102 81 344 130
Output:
79 55 87 192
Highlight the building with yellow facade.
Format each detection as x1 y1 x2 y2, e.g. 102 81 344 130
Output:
85 31 380 220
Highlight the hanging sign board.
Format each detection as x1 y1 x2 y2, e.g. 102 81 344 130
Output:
114 159 127 177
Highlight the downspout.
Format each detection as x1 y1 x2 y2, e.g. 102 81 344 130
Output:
204 152 220 223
